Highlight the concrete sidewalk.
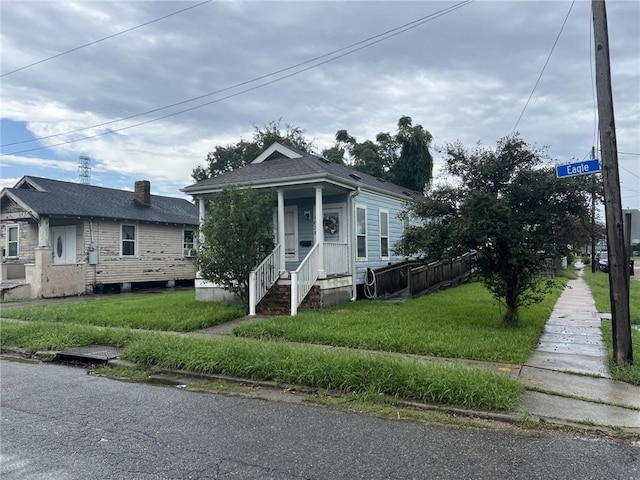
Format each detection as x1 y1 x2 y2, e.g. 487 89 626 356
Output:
517 269 639 431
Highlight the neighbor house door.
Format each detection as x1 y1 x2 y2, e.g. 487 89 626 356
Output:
321 206 345 243
51 226 76 264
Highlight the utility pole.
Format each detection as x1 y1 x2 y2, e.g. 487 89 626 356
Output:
592 0 632 364
590 146 597 274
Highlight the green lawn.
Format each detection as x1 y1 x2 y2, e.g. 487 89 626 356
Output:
1 290 245 331
582 268 640 325
233 280 567 364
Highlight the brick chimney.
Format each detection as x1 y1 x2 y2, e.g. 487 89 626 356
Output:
134 180 151 207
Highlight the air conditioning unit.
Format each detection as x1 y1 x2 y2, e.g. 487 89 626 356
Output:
184 249 195 258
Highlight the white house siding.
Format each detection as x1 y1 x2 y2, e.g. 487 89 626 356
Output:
354 190 410 284
84 220 196 287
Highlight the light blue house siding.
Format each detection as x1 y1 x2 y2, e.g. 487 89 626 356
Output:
354 190 409 284
281 193 348 272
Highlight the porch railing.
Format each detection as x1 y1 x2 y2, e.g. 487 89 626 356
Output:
248 244 282 316
323 242 349 276
291 243 320 316
408 252 476 296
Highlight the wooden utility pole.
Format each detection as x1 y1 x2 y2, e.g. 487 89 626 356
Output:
592 0 632 364
591 146 597 274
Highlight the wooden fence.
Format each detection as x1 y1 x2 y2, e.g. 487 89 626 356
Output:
408 252 476 297
363 260 422 298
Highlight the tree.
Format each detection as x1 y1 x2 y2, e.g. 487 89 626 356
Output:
397 135 593 325
195 186 275 309
322 116 433 193
192 120 314 181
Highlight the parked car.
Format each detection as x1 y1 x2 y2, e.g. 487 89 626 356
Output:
597 251 635 275
598 251 609 272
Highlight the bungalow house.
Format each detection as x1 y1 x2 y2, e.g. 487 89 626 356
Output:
182 142 422 315
1 176 198 300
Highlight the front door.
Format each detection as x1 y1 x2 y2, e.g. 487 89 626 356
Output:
51 226 76 264
322 206 345 243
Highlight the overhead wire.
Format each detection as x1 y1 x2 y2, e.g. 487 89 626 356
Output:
1 0 475 156
511 0 576 136
2 0 473 149
0 0 212 78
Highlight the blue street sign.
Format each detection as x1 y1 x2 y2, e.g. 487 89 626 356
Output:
556 159 601 178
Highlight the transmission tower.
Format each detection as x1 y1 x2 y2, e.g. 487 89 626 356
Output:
78 155 91 185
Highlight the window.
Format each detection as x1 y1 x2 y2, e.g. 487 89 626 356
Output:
121 224 136 256
6 225 18 257
356 206 367 259
379 210 389 259
183 229 195 256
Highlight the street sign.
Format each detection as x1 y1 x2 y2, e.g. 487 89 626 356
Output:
556 159 601 178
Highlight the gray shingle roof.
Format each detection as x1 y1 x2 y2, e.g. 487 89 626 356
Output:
3 176 198 225
182 145 422 200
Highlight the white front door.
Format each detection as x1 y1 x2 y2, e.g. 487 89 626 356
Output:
51 226 76 264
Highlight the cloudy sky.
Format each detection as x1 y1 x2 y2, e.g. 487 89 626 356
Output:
1 0 639 209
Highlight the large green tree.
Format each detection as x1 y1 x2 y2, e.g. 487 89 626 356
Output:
195 186 275 309
192 120 314 182
322 116 433 193
397 135 593 325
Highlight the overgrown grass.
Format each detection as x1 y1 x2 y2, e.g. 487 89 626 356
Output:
1 290 244 331
234 280 567 364
600 322 640 385
122 334 523 411
582 269 640 325
0 319 523 411
0 320 146 352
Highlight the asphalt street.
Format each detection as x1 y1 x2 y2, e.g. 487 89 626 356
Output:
1 360 639 480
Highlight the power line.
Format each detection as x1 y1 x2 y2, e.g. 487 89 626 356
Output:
511 0 575 135
0 0 212 78
618 151 640 156
2 0 472 149
1 1 474 156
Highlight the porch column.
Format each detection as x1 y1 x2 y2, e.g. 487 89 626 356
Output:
277 189 286 274
38 216 50 247
315 186 325 279
198 197 206 244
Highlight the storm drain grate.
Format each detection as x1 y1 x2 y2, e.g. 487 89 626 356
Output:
56 344 124 365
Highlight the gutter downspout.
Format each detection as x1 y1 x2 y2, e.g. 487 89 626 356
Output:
349 187 361 301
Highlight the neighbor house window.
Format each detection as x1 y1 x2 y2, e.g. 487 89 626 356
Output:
6 225 18 257
183 229 195 256
379 210 389 259
121 224 136 256
356 206 367 259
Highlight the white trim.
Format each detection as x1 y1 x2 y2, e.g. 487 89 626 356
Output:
251 142 303 164
5 224 19 258
379 209 390 260
355 205 367 261
183 228 196 257
120 223 137 257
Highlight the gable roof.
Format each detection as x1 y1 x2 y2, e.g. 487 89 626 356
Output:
182 142 422 200
1 176 198 225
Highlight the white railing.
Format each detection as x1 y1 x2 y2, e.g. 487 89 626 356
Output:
290 243 320 316
323 242 349 276
248 244 282 316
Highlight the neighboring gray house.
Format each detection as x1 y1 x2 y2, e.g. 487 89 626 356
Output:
182 142 422 315
1 176 198 300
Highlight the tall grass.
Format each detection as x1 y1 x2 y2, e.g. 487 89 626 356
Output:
123 335 523 411
0 320 145 351
1 290 244 331
600 322 640 385
234 280 566 364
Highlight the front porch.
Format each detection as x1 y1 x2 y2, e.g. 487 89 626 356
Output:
248 241 352 316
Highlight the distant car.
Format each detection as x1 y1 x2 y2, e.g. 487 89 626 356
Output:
598 251 609 272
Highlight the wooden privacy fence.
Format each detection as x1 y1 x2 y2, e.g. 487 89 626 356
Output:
408 252 476 296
